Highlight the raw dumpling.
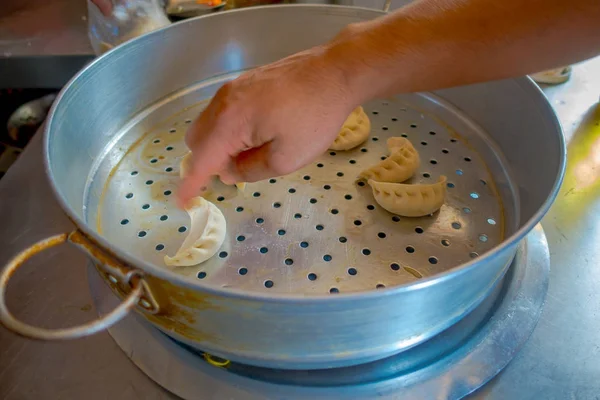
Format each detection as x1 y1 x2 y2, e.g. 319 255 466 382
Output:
164 197 226 267
387 137 410 152
329 106 371 151
179 151 246 192
368 176 447 217
359 137 420 183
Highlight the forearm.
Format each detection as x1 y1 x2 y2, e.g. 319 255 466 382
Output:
327 0 600 102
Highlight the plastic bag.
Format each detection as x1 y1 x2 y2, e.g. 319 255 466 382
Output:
87 0 171 55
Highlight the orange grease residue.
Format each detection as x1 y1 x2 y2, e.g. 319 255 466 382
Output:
96 99 210 238
6 233 69 280
69 230 132 277
67 229 219 342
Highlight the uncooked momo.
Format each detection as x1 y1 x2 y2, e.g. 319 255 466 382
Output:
329 106 371 151
368 176 447 217
359 137 420 183
164 197 226 267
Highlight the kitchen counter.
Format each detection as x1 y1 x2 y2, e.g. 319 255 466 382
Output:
473 58 600 398
0 0 94 88
1 10 600 400
0 0 395 89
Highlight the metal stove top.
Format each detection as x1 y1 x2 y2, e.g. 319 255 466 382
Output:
1 58 600 399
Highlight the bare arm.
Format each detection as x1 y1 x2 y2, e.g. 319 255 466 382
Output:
179 0 600 204
329 0 600 102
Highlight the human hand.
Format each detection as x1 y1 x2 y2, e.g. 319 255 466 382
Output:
178 44 361 206
90 0 113 16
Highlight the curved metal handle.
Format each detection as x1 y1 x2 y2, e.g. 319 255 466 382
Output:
0 233 143 340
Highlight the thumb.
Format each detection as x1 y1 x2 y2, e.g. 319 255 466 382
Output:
232 144 277 183
231 140 306 183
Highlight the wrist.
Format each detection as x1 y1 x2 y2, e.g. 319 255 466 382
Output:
322 38 373 107
322 21 395 106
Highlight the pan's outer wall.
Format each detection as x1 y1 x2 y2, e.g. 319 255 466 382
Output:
44 6 564 369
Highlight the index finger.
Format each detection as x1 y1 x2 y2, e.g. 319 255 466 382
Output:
177 115 241 207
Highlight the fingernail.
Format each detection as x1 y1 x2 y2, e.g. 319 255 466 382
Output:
176 193 187 209
176 185 192 209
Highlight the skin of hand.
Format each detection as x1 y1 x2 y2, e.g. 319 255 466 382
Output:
178 46 359 205
90 0 113 16
179 0 600 205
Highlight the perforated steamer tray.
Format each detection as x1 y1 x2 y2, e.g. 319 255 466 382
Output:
87 76 508 295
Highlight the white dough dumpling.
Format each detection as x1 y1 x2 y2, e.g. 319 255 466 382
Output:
368 176 447 217
329 106 371 151
164 197 227 267
359 137 420 183
387 137 411 152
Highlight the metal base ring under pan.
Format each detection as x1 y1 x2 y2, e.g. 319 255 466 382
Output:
88 224 550 400
43 6 564 370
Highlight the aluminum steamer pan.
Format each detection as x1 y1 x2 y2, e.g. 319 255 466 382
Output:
0 5 565 369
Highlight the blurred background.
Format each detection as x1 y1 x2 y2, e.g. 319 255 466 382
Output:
0 0 391 179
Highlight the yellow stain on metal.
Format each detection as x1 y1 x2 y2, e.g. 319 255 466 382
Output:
571 105 600 190
203 353 231 368
555 104 600 214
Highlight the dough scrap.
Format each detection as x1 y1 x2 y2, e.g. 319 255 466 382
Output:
164 197 226 267
368 176 447 217
329 106 371 151
359 137 420 183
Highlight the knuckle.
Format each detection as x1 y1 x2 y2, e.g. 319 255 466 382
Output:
212 84 245 120
184 84 245 150
268 154 297 177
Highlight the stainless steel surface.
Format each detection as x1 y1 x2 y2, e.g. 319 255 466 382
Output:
37 5 563 369
0 57 599 399
88 223 549 399
95 94 507 292
470 58 600 399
